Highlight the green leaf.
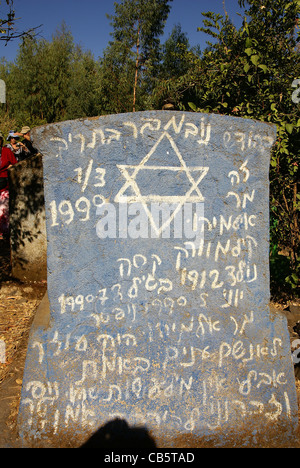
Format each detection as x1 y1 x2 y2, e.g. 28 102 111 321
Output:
286 273 299 287
250 55 259 66
246 103 253 114
286 123 294 134
292 273 299 283
245 48 253 56
258 64 268 73
188 102 198 112
244 63 250 73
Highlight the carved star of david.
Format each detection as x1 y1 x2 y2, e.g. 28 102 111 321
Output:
114 132 209 235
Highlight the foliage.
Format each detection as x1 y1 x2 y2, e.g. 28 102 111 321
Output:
65 48 102 121
160 23 193 78
152 24 201 109
0 109 16 138
156 0 300 297
103 0 173 112
0 23 103 128
0 0 298 298
98 41 138 114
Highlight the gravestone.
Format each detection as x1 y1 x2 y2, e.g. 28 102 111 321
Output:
18 111 298 448
0 79 6 104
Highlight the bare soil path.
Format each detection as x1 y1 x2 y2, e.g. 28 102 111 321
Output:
0 238 46 447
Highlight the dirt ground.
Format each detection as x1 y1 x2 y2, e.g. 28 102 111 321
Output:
0 237 299 448
0 238 46 447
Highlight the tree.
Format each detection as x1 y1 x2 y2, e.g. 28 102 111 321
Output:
4 23 77 125
160 23 199 78
157 0 300 296
0 21 103 127
99 40 138 114
3 36 43 125
105 0 173 112
153 23 201 109
38 23 74 123
66 47 102 120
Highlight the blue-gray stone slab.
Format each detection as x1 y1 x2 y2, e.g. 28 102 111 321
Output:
18 111 298 447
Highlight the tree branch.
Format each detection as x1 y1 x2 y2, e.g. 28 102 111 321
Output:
0 24 42 44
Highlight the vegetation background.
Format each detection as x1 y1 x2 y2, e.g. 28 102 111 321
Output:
0 0 299 300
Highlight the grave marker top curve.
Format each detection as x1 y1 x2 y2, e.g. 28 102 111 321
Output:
18 111 298 448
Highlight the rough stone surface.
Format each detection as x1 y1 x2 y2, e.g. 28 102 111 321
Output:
9 154 47 282
17 111 298 447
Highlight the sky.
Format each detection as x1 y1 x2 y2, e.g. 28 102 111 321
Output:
0 0 244 61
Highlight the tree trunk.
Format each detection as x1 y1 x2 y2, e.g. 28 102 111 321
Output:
133 23 140 113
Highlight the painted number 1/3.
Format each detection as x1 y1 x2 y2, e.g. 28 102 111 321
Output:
49 162 106 227
74 161 106 193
